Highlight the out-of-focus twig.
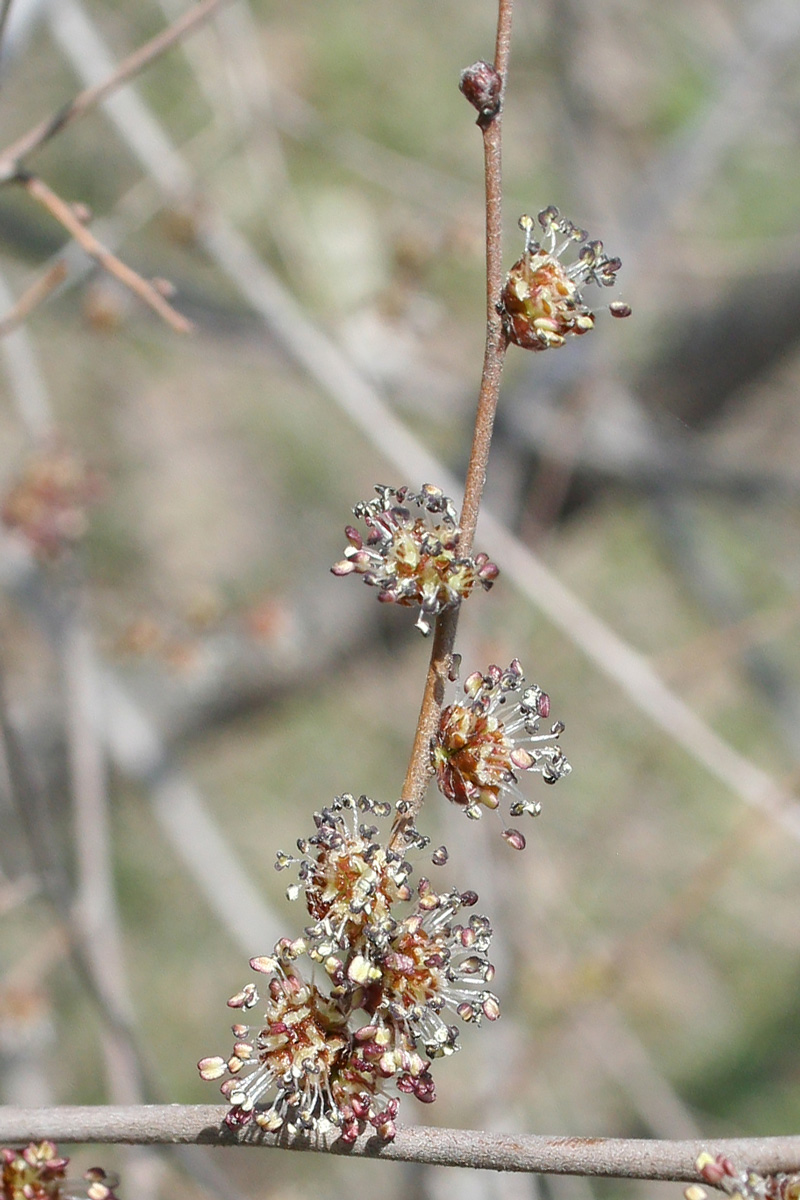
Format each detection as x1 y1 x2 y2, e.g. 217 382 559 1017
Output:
0 260 66 337
18 173 191 332
0 537 284 958
0 0 232 177
0 0 14 66
0 267 52 438
60 592 146 1105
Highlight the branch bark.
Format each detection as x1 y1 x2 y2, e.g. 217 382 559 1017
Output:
0 1107 798 1181
0 0 231 178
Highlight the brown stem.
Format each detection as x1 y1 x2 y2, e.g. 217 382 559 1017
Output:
393 0 513 841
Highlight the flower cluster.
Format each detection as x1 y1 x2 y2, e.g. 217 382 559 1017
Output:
500 207 630 352
1 444 102 560
0 1143 118 1200
432 660 571 848
685 1155 800 1200
200 794 498 1141
331 485 498 635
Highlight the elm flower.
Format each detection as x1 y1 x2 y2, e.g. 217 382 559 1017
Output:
205 796 501 1141
198 939 352 1135
198 937 435 1142
335 1023 434 1143
432 659 571 846
275 793 429 958
0 1144 118 1200
501 207 630 352
351 880 500 1058
331 484 498 635
685 1154 800 1200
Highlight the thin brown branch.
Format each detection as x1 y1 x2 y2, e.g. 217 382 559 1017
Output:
395 0 513 832
0 1107 798 1180
43 0 800 843
18 174 191 333
396 607 458 828
0 261 67 337
0 0 231 178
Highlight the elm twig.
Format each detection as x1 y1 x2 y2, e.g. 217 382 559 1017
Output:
0 261 67 337
16 172 192 333
393 0 514 839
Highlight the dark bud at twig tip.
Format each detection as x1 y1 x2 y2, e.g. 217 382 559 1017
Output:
459 61 502 126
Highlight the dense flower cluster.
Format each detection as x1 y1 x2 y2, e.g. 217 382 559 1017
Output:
331 485 498 635
685 1155 800 1200
500 207 630 352
200 794 498 1141
432 660 571 848
1 444 102 560
0 1143 118 1200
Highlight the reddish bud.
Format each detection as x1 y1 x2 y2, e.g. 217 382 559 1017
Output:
459 61 502 125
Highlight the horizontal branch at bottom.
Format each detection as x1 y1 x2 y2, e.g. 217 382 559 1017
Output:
0 1107 797 1181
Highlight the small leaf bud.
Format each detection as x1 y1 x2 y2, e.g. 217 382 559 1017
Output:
459 61 502 126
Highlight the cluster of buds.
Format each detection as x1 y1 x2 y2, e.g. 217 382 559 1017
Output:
0 1143 118 1200
1 444 102 560
500 207 630 352
432 660 571 848
332 485 498 635
685 1155 800 1200
199 794 498 1141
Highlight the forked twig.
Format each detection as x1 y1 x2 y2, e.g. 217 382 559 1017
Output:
0 260 67 337
18 172 191 333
